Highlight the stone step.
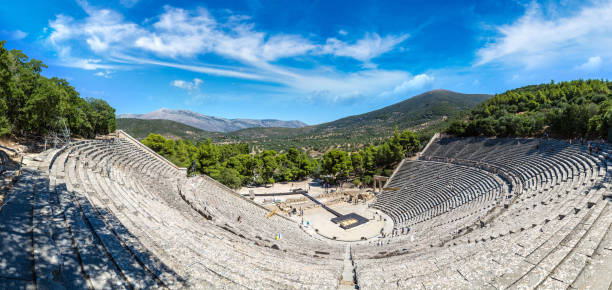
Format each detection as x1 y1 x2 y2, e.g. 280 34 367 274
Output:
0 169 36 286
56 182 129 289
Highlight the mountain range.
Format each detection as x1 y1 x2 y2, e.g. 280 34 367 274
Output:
117 89 491 153
118 108 308 132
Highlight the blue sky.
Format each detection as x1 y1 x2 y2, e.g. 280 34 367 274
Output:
1 0 611 125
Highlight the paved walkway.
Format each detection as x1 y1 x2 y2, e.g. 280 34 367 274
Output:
299 202 389 242
301 191 342 217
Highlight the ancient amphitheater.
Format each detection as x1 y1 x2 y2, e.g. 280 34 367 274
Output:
1 131 610 289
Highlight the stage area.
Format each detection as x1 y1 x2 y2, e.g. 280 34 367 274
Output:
331 213 369 229
298 202 393 242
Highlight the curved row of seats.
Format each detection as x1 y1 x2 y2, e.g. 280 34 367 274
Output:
0 136 348 289
179 175 344 256
372 160 505 230
2 133 609 289
66 138 347 289
353 137 611 289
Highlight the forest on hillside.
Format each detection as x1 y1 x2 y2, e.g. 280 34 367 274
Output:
142 129 420 189
447 79 612 138
0 41 116 138
118 90 487 154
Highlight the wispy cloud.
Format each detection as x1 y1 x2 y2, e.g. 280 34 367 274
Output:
133 6 216 58
577 56 603 71
475 1 612 69
0 29 28 40
171 78 209 104
44 1 418 101
119 0 139 8
48 4 142 53
321 33 409 64
114 54 265 80
277 68 433 101
47 3 406 65
386 74 435 96
172 78 203 91
66 58 116 70
94 70 113 78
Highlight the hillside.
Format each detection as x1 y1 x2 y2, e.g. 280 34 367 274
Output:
116 118 228 141
117 89 490 153
226 89 490 152
317 89 490 130
446 80 612 138
118 108 307 132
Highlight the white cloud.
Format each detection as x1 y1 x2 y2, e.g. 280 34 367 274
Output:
321 33 409 63
171 78 203 91
388 74 435 95
338 29 348 36
47 3 407 65
48 15 76 45
261 35 316 61
48 6 142 53
44 2 416 101
134 6 216 57
68 58 116 70
47 4 140 69
0 29 28 40
116 54 265 80
171 78 209 104
94 70 113 78
275 67 432 101
578 56 602 71
476 1 612 69
12 30 27 40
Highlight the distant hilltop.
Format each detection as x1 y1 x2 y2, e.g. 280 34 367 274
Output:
118 108 308 133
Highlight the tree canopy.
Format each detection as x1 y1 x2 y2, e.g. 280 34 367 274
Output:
446 79 612 138
0 40 116 138
142 133 318 189
142 128 420 189
320 128 420 186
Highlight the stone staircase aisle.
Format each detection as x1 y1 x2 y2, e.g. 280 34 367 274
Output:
339 244 357 289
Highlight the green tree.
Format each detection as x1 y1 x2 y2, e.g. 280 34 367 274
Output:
394 129 420 155
321 149 352 183
210 167 243 189
447 79 612 138
350 152 364 176
0 41 116 138
258 150 277 185
87 98 116 135
142 133 168 152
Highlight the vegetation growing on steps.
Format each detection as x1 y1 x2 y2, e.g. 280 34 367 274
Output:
0 40 116 138
446 79 612 138
142 129 419 189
